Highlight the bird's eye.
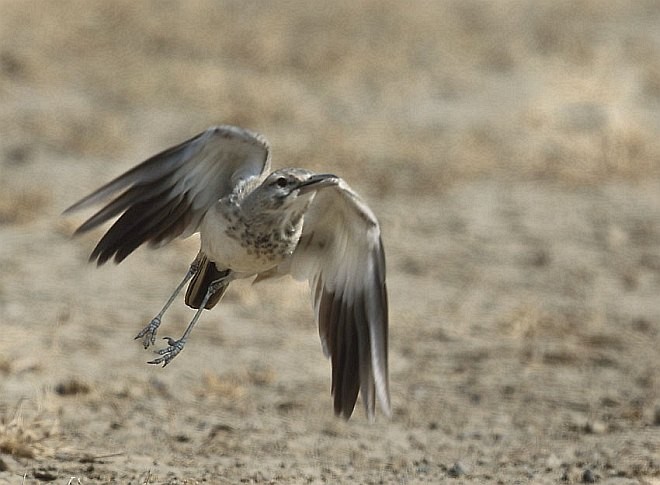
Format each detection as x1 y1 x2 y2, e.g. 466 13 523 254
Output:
275 177 287 188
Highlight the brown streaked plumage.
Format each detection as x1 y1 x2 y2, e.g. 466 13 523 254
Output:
64 125 390 420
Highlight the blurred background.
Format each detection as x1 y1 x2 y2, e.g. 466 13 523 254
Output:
0 1 659 483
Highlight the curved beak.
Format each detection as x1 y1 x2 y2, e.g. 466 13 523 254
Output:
296 173 339 194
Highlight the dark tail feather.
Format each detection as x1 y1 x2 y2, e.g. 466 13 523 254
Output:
185 254 230 310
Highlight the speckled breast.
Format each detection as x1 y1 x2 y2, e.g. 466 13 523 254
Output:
199 203 302 274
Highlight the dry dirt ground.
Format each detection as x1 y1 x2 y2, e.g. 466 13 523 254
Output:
1 1 659 483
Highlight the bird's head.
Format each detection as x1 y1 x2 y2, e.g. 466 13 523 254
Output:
249 169 339 214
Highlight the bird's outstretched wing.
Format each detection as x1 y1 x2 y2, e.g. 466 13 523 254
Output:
285 179 390 420
64 125 271 265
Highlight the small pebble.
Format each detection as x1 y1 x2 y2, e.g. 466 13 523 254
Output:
584 420 606 434
55 378 90 396
33 467 58 480
582 468 597 483
447 461 468 478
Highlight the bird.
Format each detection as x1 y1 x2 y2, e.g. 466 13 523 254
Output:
64 125 390 420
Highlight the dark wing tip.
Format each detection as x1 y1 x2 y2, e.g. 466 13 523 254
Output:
293 182 390 421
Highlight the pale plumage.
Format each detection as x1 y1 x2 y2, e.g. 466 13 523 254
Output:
65 125 390 420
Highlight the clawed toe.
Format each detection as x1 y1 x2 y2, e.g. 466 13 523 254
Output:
162 336 178 347
134 317 161 349
147 337 186 367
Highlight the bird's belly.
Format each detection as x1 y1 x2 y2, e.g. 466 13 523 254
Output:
199 209 291 274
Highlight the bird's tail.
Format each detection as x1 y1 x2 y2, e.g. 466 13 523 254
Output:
184 253 230 310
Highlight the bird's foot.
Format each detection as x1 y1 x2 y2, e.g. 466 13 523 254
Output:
134 317 161 349
148 337 186 367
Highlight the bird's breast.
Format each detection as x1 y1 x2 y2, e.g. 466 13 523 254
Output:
199 203 301 274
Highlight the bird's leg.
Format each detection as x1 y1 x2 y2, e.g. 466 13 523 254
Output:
134 257 201 349
148 275 229 367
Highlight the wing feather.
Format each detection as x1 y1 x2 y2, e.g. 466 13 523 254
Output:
286 179 390 420
64 125 271 264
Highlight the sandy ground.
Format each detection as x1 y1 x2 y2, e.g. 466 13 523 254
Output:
1 1 659 483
